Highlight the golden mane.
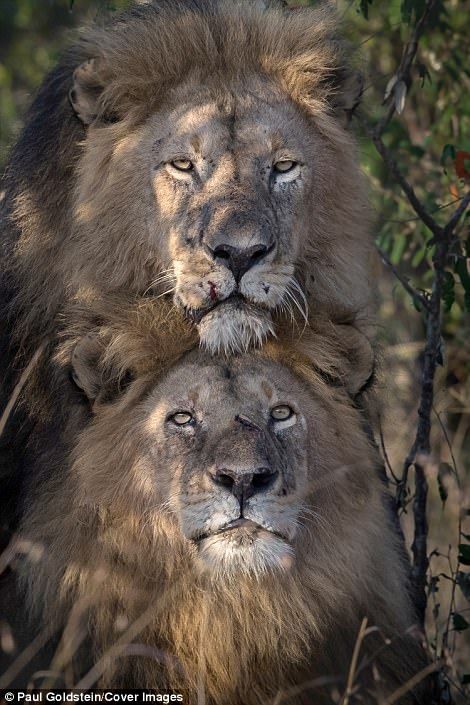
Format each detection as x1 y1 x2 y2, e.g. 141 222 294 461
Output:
78 0 359 129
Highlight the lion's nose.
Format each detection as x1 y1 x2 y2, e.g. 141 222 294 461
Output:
208 243 273 283
211 466 279 503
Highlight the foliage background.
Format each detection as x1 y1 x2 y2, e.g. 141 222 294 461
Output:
0 0 468 699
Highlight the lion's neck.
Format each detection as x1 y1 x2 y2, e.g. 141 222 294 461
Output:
91 561 335 702
32 508 417 703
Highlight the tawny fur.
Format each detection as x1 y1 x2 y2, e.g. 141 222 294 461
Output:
1 0 374 414
12 301 426 705
55 295 374 403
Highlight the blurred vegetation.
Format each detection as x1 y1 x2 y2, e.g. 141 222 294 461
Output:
0 0 468 700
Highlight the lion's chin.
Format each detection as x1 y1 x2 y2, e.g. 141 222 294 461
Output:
197 300 274 354
196 528 294 579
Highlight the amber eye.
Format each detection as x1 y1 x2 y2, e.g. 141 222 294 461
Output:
273 160 297 173
270 405 294 421
169 411 193 426
170 158 193 171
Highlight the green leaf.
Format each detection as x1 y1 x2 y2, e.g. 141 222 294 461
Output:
440 143 456 166
457 571 470 600
390 233 407 265
409 145 425 158
458 544 470 566
401 0 413 24
452 613 469 631
411 244 427 268
394 80 407 114
455 256 470 312
389 0 402 24
437 462 452 504
416 62 431 87
358 0 374 19
401 0 427 25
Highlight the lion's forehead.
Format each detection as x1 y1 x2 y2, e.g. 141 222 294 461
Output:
143 357 298 419
151 84 309 161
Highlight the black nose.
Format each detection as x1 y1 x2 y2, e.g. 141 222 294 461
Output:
209 243 272 283
211 466 278 504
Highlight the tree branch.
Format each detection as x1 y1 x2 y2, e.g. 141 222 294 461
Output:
378 247 431 311
356 113 442 237
354 0 469 633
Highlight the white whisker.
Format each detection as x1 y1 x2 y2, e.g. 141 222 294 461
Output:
285 278 309 332
284 287 308 327
144 268 177 296
152 287 176 300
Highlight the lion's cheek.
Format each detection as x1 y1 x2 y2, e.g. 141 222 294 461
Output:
174 264 236 309
240 265 294 308
245 501 300 543
178 494 239 540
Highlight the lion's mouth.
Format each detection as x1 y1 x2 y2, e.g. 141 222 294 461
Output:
194 518 287 543
179 292 274 325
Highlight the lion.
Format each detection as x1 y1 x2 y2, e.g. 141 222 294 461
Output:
0 303 426 704
0 0 373 380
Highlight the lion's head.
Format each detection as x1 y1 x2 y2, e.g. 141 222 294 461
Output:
51 295 377 580
61 307 382 588
59 0 371 354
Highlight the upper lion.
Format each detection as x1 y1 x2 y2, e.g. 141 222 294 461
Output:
2 0 373 365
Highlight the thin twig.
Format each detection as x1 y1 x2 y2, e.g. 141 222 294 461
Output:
0 339 50 437
378 247 431 311
382 659 444 704
379 197 463 225
357 113 441 237
378 415 400 484
341 617 368 705
442 190 470 236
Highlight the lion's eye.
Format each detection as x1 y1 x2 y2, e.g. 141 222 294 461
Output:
170 159 193 171
169 411 193 425
273 160 296 173
270 405 294 421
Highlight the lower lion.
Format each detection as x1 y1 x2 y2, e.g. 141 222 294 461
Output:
2 329 427 704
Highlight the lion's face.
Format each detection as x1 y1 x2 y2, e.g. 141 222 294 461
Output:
74 349 345 579
136 352 314 578
148 81 314 352
74 77 329 354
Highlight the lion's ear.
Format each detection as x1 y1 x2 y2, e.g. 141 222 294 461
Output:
69 59 105 126
264 320 376 401
71 333 104 402
71 333 135 410
338 325 376 397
